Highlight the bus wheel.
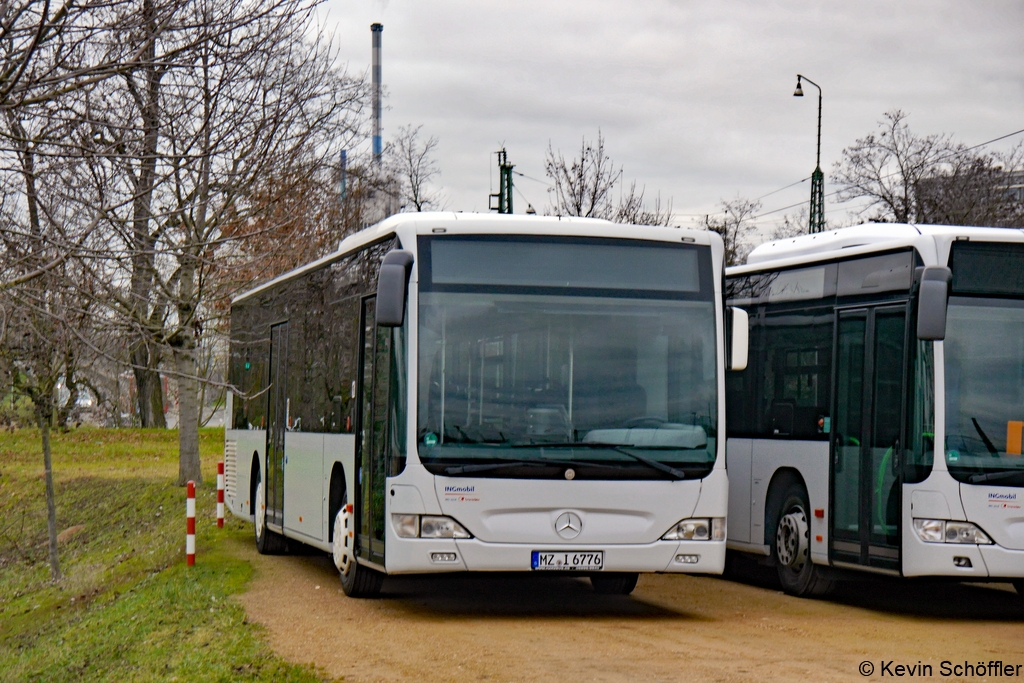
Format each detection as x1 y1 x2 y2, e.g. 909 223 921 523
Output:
773 484 833 597
1014 580 1024 599
590 572 639 595
253 471 287 555
333 494 383 598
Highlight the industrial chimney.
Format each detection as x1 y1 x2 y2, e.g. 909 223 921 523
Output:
371 23 383 163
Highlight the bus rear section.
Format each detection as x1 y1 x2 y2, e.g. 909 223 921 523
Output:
223 213 738 597
725 224 1024 598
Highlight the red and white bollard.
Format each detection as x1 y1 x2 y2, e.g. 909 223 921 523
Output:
217 462 225 528
186 480 196 566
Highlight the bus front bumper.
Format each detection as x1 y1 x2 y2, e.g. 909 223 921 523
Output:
383 538 726 575
903 536 1024 578
980 544 1024 579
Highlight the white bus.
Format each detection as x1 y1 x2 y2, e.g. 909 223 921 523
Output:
725 223 1024 597
223 212 746 597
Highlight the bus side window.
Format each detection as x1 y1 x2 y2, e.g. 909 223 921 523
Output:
388 323 408 476
759 308 833 440
725 305 763 438
904 339 935 483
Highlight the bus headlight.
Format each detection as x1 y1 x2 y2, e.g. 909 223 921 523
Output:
419 516 472 539
912 519 943 542
392 514 473 538
944 521 992 545
663 518 724 541
392 514 420 538
913 519 993 545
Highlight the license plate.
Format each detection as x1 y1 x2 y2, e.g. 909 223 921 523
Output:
531 550 604 571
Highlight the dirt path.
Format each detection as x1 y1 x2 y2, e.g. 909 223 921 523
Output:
231 537 1024 682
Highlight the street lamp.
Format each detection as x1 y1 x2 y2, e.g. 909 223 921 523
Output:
793 74 825 233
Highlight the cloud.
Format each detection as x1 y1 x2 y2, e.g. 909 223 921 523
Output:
323 0 1024 223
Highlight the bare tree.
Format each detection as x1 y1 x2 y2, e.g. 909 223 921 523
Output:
219 161 345 284
0 265 97 580
0 92 99 581
390 124 441 211
915 145 1024 227
831 110 953 223
1 0 129 110
615 181 674 226
699 197 761 267
768 207 812 241
545 130 674 225
832 109 1024 226
545 131 620 219
0 1 132 295
75 0 366 484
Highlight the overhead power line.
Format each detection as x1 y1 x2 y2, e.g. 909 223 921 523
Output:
512 170 552 188
749 124 1024 221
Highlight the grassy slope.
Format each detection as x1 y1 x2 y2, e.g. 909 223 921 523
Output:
0 428 329 682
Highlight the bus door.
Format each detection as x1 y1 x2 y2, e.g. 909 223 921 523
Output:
356 296 391 565
265 321 288 528
831 305 908 571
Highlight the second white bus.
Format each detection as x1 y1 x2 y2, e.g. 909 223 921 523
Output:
725 223 1024 597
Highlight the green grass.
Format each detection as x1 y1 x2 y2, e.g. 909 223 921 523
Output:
0 427 329 682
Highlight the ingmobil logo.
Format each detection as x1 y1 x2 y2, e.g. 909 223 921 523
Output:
988 492 1017 501
445 485 475 494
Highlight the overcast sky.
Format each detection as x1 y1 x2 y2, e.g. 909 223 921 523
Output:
319 1 1024 234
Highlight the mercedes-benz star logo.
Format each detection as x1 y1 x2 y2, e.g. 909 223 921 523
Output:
554 512 582 540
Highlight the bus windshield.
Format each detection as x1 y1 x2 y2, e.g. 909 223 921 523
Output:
415 235 718 480
944 297 1024 486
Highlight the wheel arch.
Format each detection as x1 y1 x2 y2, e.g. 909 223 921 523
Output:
328 463 347 542
249 451 261 516
763 467 808 547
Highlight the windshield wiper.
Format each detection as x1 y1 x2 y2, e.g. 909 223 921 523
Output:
971 418 999 455
968 469 1024 485
510 442 689 481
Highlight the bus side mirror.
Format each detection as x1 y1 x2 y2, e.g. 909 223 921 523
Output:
916 266 951 341
727 306 749 371
376 250 414 327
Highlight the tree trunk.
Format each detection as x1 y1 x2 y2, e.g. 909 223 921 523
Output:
175 348 202 486
40 417 61 581
131 343 166 428
127 0 165 430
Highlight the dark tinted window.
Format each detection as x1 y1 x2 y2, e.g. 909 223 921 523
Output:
726 307 833 440
759 310 833 439
727 264 838 306
421 235 711 298
229 299 271 429
228 237 395 433
950 241 1024 297
725 250 916 441
725 308 761 436
837 251 913 297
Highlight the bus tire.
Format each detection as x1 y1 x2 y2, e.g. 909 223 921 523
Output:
590 572 639 595
773 482 833 597
1014 580 1024 599
253 467 287 555
333 494 383 598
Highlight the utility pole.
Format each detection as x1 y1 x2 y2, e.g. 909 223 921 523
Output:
489 149 514 214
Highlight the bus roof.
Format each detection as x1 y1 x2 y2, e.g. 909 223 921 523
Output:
732 223 1024 275
233 212 718 304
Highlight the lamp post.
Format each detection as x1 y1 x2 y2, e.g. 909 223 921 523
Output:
793 74 825 233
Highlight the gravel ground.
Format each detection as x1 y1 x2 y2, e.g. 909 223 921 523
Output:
233 538 1024 682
